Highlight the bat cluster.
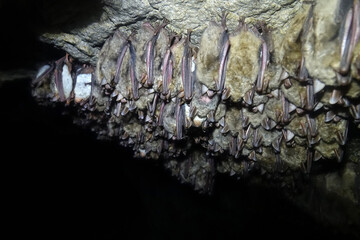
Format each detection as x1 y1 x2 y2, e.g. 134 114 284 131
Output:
33 0 360 193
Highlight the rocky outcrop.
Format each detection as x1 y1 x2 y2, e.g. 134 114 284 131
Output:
40 0 302 65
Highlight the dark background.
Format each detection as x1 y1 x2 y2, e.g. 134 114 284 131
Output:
0 1 358 239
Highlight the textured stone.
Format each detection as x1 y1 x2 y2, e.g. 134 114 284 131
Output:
40 0 302 65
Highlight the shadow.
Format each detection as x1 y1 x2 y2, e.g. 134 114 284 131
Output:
33 0 103 33
1 78 358 240
0 0 103 71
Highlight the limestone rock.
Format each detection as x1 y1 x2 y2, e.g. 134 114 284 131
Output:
39 0 302 65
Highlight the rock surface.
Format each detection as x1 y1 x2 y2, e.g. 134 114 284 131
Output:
40 0 302 65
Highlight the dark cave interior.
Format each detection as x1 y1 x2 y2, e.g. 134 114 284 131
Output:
0 1 359 239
